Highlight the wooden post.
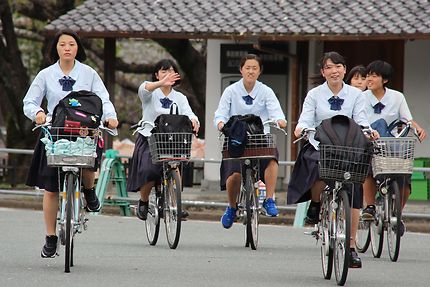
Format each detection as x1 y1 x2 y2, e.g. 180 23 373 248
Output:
104 38 116 149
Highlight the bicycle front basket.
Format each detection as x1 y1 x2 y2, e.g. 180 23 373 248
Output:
148 132 193 163
372 137 416 176
319 145 371 184
220 134 277 160
43 127 99 167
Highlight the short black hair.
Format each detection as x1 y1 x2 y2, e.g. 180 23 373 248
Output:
49 29 87 63
319 51 346 68
366 60 393 84
152 59 181 86
345 65 366 85
239 54 263 73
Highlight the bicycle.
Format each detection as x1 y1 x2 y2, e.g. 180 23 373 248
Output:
35 123 116 273
132 121 193 249
367 123 417 262
219 120 283 250
298 126 372 286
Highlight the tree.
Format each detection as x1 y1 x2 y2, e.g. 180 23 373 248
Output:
0 0 207 184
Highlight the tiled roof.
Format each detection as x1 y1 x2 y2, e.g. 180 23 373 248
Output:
44 0 430 40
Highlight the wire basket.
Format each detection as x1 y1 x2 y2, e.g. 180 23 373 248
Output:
319 145 372 184
148 133 193 163
372 137 416 176
43 127 99 167
220 134 277 160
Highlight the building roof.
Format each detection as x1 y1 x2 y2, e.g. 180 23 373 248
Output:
44 0 430 40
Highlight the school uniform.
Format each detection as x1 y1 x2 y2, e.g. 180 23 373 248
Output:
287 82 369 208
363 88 412 130
364 88 413 188
23 60 117 192
214 79 286 190
126 82 199 192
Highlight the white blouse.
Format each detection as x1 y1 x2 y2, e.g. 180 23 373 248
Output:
363 88 413 126
23 60 117 122
297 82 369 148
214 78 286 133
137 81 199 136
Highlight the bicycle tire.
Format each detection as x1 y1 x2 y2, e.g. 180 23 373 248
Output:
65 172 75 273
164 170 182 249
355 210 371 253
370 195 384 258
387 180 401 262
320 190 333 280
244 168 258 250
145 186 161 245
333 188 350 286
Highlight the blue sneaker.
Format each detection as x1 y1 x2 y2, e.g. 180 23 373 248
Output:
221 206 237 229
262 198 279 217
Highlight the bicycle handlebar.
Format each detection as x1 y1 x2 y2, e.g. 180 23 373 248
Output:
293 127 316 144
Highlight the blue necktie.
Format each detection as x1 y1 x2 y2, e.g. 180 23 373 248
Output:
328 96 344 111
242 95 254 105
160 97 173 109
58 76 76 91
373 102 385 114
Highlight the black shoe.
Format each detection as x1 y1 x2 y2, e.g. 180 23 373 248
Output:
305 201 320 225
41 235 58 258
83 187 101 212
137 200 149 221
361 205 376 221
349 249 362 268
181 210 190 221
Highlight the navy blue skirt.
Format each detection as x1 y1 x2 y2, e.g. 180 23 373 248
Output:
287 143 363 209
26 131 102 193
220 149 279 190
126 134 163 193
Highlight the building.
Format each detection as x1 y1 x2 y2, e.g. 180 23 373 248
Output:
45 0 430 187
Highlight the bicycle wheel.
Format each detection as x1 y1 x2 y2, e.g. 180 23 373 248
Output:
387 180 402 262
355 211 370 253
370 195 384 258
320 191 333 280
164 170 182 249
333 188 350 286
145 186 161 245
64 172 75 273
244 168 258 250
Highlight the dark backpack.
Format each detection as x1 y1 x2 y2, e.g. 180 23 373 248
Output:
151 104 193 134
52 90 102 133
315 115 372 178
222 114 264 137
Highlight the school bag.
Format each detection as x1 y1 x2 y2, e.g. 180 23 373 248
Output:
151 104 193 134
151 103 193 159
52 90 103 133
222 114 264 158
315 115 372 177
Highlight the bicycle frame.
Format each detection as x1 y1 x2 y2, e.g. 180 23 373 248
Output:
236 157 260 250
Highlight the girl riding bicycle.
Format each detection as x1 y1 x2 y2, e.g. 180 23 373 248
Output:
214 54 287 228
361 60 426 236
287 51 378 268
23 29 118 258
126 59 199 221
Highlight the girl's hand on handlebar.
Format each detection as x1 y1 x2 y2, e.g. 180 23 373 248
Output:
35 111 46 125
294 127 302 138
105 118 119 129
191 119 200 133
277 119 287 129
416 127 426 142
217 121 225 132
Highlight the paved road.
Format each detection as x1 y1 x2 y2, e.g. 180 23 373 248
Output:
1 207 429 287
